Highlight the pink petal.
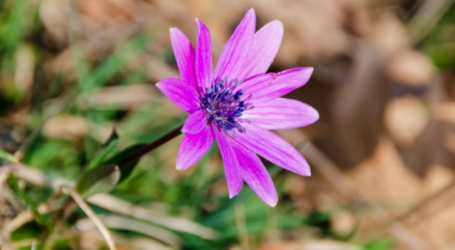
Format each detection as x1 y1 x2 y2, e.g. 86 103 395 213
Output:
237 20 283 80
182 109 206 134
240 67 314 103
213 8 256 81
176 127 214 170
243 98 319 130
234 123 311 176
170 28 197 89
231 141 278 207
196 19 213 90
156 78 200 113
214 129 243 198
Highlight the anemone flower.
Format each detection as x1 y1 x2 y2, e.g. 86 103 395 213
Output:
157 8 319 206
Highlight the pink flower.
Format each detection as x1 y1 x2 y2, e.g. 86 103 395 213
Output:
157 9 319 206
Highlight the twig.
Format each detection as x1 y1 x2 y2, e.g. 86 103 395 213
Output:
76 215 181 248
87 193 219 240
64 186 117 250
117 125 183 169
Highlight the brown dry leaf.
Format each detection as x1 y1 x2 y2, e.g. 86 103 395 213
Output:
325 44 386 168
421 164 453 196
348 138 420 210
384 96 430 147
443 131 455 153
434 102 455 123
386 50 434 86
408 165 455 248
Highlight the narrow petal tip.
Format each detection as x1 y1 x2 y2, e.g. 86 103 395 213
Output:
302 67 314 81
303 104 320 126
169 27 182 36
294 166 311 177
300 164 312 176
176 158 193 171
228 186 242 199
246 8 256 16
195 18 205 28
307 67 314 74
267 198 278 208
295 67 314 86
296 157 312 176
312 109 320 123
268 20 283 29
176 163 192 171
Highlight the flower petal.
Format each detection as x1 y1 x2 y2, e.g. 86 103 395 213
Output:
196 19 213 90
240 67 314 103
243 98 319 130
231 141 278 207
182 109 206 134
176 127 214 170
213 8 256 81
237 20 283 80
156 77 200 113
170 28 197 89
214 129 243 198
234 123 311 176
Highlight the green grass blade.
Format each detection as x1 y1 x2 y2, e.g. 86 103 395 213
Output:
8 175 53 231
0 149 19 163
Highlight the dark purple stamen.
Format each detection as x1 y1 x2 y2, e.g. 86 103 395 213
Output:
200 77 253 134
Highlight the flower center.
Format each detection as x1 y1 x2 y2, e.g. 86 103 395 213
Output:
200 78 253 134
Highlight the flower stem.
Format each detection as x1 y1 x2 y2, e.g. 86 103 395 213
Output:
117 125 183 169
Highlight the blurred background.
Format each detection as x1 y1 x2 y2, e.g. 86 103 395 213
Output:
0 0 454 249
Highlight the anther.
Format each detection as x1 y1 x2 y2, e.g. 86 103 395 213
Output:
200 77 253 135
